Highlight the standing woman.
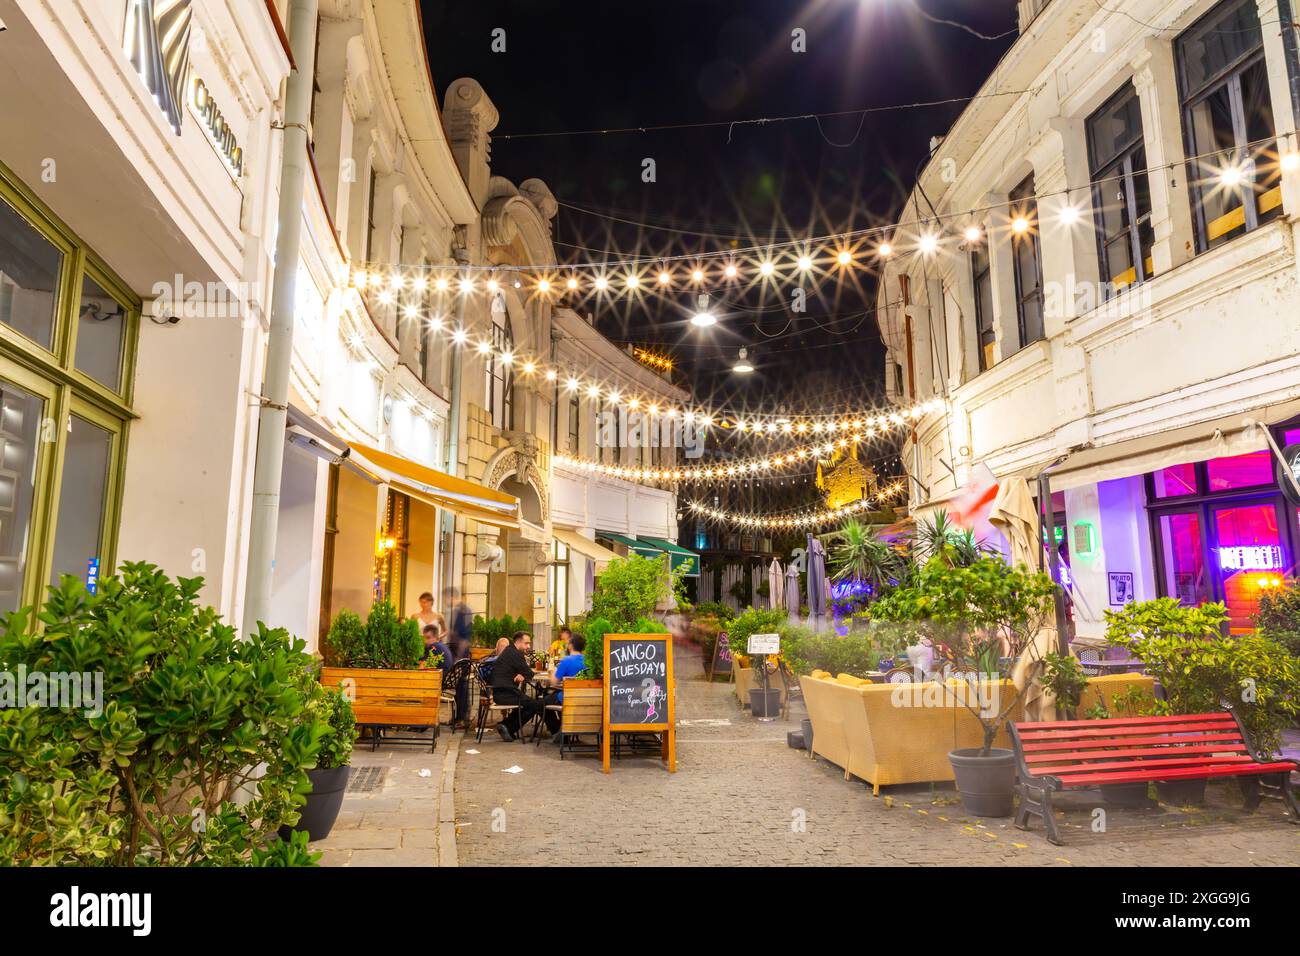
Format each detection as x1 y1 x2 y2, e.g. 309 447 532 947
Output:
414 591 445 637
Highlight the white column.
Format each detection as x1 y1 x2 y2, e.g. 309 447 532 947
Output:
1132 39 1197 274
1257 0 1300 217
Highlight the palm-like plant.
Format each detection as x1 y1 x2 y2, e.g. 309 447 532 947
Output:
910 511 992 567
827 518 903 591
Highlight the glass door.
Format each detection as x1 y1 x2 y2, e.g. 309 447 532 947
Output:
1210 500 1288 633
1155 509 1211 608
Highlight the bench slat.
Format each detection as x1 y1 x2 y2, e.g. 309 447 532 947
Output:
1024 743 1248 764
1053 761 1297 787
1017 712 1233 732
1021 731 1245 753
1030 754 1257 777
1017 721 1240 742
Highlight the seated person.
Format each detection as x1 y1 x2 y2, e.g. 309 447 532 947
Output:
478 636 510 686
551 631 587 703
421 624 452 672
489 631 560 741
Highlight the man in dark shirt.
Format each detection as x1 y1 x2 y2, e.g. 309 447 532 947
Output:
490 631 555 741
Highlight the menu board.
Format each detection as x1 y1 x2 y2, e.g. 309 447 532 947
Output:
602 634 677 773
709 631 733 679
607 637 670 725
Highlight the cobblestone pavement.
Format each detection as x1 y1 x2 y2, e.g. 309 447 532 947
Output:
454 637 1300 866
315 728 459 867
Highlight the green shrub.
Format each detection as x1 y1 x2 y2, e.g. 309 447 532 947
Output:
727 607 788 658
1040 652 1089 719
311 685 357 770
1105 598 1300 755
591 555 680 630
579 616 617 679
780 625 881 678
323 607 364 666
1254 584 1300 656
693 602 735 626
324 601 422 669
0 564 325 866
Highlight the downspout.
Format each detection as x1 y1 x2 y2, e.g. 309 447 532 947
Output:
441 243 470 596
242 0 319 636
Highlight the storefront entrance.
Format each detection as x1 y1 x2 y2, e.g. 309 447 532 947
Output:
1148 430 1300 633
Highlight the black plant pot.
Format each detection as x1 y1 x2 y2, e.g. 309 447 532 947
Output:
749 688 782 720
280 765 351 843
1156 778 1207 807
1100 782 1153 807
948 748 1016 817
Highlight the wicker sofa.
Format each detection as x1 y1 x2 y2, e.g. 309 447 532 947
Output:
798 671 1156 794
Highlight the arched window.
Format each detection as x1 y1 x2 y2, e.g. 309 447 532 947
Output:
487 295 514 430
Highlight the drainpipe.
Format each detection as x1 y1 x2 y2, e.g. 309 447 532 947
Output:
441 244 470 596
242 0 319 636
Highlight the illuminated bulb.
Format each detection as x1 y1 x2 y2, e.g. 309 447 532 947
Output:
586 385 600 398
919 233 938 254
501 352 514 366
429 316 444 332
354 271 369 289
412 276 428 293
1058 205 1080 226
477 340 492 355
1283 152 1300 172
796 255 813 271
722 263 738 278
390 273 405 290
879 242 893 257
537 279 551 293
566 377 579 391
566 277 579 291
435 277 449 292
837 250 852 266
513 280 521 288
594 276 609 291
759 261 775 276
377 290 394 306
1219 165 1243 187
690 309 717 328
545 369 557 381
657 271 671 285
486 279 499 293
458 278 473 294
402 304 418 319
964 226 982 242
522 361 536 374
625 274 640 288
452 328 468 345
732 348 754 374
1012 217 1030 234
691 268 704 282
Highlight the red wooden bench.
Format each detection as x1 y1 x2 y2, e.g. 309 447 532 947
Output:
1008 711 1300 845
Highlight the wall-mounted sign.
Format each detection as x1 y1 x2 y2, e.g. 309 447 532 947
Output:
86 557 100 596
1217 545 1284 571
190 77 243 178
1072 522 1096 555
123 0 193 134
1108 571 1133 606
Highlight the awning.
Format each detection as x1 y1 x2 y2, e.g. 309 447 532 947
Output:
286 405 380 484
348 442 521 530
1047 398 1300 492
553 528 620 568
597 530 665 560
637 536 700 577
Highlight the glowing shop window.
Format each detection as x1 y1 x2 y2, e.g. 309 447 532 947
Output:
1206 449 1273 491
1214 504 1283 634
1157 512 1208 607
1152 462 1197 498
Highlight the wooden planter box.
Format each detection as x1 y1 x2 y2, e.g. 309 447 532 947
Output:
320 666 442 728
559 679 603 734
470 646 493 661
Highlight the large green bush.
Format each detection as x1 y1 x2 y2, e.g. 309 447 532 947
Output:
590 555 680 630
726 607 788 657
1254 584 1300 656
579 615 666 679
780 625 881 678
472 613 530 648
326 601 422 669
1105 598 1300 755
0 564 326 866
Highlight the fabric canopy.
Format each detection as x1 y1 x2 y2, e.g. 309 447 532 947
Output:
348 442 521 530
637 536 700 576
552 528 619 568
597 531 664 560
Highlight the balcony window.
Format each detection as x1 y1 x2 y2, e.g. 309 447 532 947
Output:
567 393 580 452
1009 175 1044 349
971 241 995 372
1087 85 1154 292
1177 0 1281 251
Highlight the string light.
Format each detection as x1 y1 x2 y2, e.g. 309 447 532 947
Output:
686 481 907 530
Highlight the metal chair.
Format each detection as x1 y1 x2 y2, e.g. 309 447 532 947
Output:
473 662 522 743
1074 645 1103 677
884 667 915 684
777 659 803 720
441 658 472 727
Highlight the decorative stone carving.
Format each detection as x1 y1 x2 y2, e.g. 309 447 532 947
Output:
486 442 548 522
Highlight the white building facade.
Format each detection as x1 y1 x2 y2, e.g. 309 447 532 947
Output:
0 0 688 650
878 0 1300 637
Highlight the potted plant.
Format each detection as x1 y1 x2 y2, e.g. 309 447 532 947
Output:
873 554 1057 817
1105 598 1300 807
1039 652 1088 721
282 684 357 842
727 607 787 716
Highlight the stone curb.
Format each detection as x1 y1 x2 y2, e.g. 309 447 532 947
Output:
438 730 462 868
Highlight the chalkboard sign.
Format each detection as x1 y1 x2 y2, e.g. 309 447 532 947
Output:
709 631 733 679
602 634 677 773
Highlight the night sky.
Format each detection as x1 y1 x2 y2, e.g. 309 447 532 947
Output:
422 0 1017 510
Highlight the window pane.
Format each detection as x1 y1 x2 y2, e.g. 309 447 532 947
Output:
1158 512 1210 607
1214 503 1283 633
75 274 126 391
1153 462 1198 498
1177 0 1262 99
1206 449 1273 490
50 415 113 587
0 197 60 349
1240 58 1281 220
0 380 46 613
1187 82 1244 245
1088 87 1143 172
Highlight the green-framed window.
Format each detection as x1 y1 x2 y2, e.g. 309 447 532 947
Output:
0 161 138 613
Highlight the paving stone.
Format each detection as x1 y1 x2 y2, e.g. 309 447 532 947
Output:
346 847 439 867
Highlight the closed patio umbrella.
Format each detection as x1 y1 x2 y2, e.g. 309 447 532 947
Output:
769 558 784 611
806 534 828 629
987 476 1039 571
784 564 801 623
1013 625 1059 721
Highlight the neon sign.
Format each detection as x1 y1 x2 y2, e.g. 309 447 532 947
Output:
1217 545 1283 571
